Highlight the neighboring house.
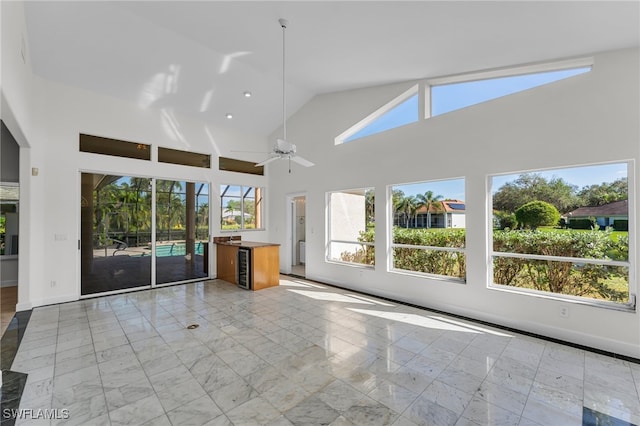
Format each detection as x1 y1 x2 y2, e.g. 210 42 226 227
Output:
424 200 466 228
222 210 251 223
565 200 628 229
395 200 466 229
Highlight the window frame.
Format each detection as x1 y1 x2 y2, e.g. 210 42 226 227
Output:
426 57 594 118
335 85 419 145
220 184 264 232
488 160 635 311
388 178 467 282
0 182 19 258
326 188 375 267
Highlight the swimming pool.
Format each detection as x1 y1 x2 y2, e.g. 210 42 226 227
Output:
155 242 205 257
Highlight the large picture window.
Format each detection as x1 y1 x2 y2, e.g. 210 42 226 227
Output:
327 188 375 266
491 162 633 307
220 185 263 231
390 178 466 280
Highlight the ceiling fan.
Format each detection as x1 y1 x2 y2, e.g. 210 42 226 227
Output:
255 18 314 173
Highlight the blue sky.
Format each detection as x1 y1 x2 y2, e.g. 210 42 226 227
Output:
358 65 626 201
491 162 628 194
346 66 591 143
432 67 591 116
393 178 465 201
346 94 419 142
393 162 627 201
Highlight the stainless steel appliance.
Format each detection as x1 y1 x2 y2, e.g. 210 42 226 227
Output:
237 248 251 290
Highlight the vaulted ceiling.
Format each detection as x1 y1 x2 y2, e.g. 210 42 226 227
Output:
22 1 640 138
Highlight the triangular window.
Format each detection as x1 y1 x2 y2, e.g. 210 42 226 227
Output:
336 86 418 144
431 66 591 116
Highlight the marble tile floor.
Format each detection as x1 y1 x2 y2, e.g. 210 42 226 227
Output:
7 277 640 426
289 264 305 278
2 310 32 426
1 286 18 336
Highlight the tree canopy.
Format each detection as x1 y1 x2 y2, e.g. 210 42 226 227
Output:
493 173 576 213
577 178 627 207
493 173 628 214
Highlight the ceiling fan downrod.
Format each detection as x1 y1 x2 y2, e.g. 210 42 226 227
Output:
280 18 288 143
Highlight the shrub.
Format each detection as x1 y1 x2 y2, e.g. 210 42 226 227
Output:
494 211 517 230
613 220 628 231
493 229 628 301
339 228 375 265
567 218 596 230
344 226 629 302
392 228 466 278
515 201 560 230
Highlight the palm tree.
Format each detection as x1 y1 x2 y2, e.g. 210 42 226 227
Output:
397 195 418 228
130 177 151 247
365 189 375 226
224 200 241 225
156 180 183 241
392 190 405 227
416 191 444 228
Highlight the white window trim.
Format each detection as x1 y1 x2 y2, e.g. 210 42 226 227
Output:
326 188 375 267
487 160 635 311
389 243 466 282
220 184 265 232
427 56 594 87
387 179 466 282
426 56 594 119
335 84 419 145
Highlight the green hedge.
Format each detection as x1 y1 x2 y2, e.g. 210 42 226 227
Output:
567 218 595 230
392 228 466 278
493 229 628 301
343 227 629 302
613 220 628 231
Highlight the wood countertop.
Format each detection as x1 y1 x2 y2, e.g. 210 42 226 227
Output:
214 238 280 249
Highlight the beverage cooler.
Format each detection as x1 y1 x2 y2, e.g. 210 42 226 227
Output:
237 248 251 290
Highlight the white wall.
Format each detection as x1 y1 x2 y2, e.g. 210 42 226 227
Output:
22 80 271 310
450 213 465 229
328 191 367 262
1 2 271 310
267 48 640 358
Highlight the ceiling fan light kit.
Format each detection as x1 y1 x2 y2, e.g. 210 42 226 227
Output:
255 18 314 173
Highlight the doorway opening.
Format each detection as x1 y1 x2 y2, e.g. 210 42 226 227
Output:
290 195 306 278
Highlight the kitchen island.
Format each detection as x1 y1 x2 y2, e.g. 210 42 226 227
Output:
214 237 280 290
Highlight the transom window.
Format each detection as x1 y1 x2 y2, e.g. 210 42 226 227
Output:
336 59 593 144
335 86 418 144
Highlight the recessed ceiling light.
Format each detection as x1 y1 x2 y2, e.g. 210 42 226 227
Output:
225 113 233 119
243 91 252 98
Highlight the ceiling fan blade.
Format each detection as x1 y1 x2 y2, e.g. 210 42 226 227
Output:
255 156 281 167
290 155 315 167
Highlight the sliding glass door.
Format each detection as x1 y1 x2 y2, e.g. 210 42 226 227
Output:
81 174 209 296
81 174 152 295
155 180 209 284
